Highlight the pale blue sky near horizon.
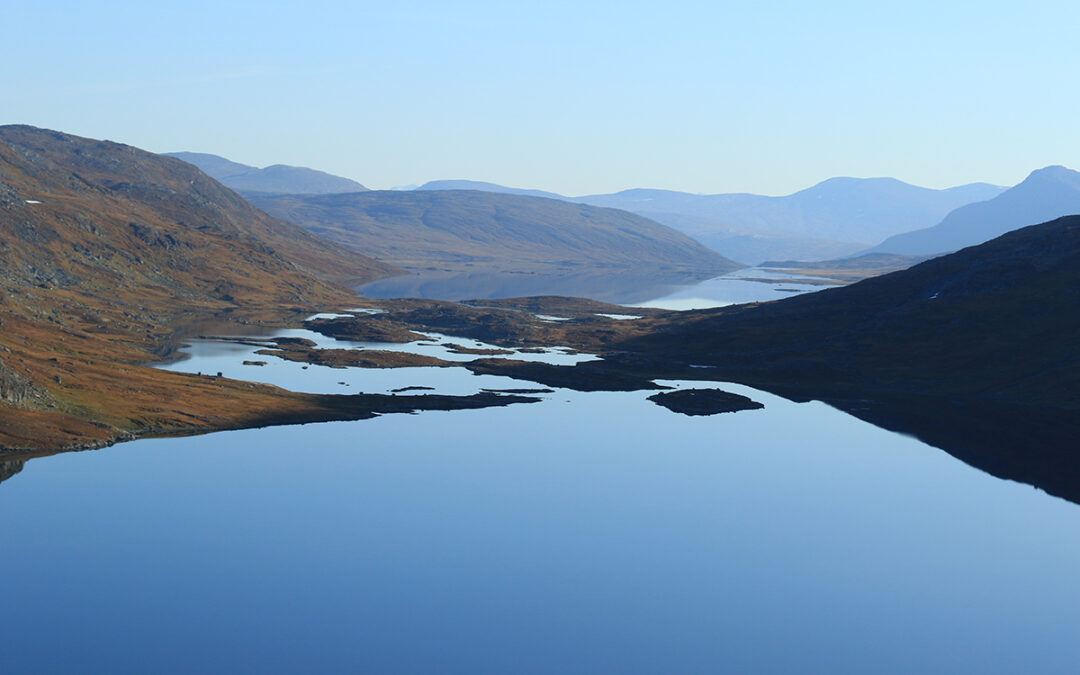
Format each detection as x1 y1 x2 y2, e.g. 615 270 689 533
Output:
2 1 1077 195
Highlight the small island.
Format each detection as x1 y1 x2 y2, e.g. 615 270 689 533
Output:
647 388 764 416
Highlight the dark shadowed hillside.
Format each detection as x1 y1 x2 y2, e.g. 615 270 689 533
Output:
167 151 370 195
868 166 1080 255
609 216 1080 500
626 215 1080 408
245 189 742 274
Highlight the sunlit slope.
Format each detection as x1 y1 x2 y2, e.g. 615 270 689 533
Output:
246 189 742 273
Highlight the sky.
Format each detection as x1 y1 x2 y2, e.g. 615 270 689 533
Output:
2 1 1078 196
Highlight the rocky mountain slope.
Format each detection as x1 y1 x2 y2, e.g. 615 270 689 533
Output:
0 127 494 452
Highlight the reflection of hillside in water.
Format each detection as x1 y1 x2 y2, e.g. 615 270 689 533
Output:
0 460 24 485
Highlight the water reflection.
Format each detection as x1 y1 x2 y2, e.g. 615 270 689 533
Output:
358 268 712 304
0 459 23 485
3 376 1080 673
359 266 833 309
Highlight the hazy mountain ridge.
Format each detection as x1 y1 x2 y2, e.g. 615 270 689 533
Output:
410 176 1005 262
245 189 741 274
578 179 1006 247
417 179 563 200
167 151 370 195
867 166 1080 255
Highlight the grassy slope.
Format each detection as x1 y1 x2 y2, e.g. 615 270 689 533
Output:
0 127 425 450
245 189 742 273
1 126 396 284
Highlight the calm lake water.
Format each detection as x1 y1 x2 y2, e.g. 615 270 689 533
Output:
3 277 1079 673
358 267 828 308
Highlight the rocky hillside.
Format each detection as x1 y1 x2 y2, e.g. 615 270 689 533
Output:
245 189 742 274
0 126 413 451
0 127 395 288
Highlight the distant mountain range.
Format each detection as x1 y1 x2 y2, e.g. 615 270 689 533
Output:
866 166 1080 255
169 149 1080 268
167 152 369 194
417 179 563 200
244 189 740 275
415 177 1005 263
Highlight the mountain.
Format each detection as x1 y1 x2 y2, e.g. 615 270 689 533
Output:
631 210 867 263
609 215 1080 500
245 189 742 274
0 126 414 451
2 127 392 293
624 215 1080 408
867 166 1080 255
573 179 1005 251
167 151 369 194
417 179 564 200
409 177 1004 263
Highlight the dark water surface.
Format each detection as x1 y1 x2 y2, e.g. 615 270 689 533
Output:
3 279 1079 673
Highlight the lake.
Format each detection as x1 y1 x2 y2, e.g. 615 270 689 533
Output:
358 267 830 307
3 275 1079 673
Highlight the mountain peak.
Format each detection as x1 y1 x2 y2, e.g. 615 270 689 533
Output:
165 152 368 194
1024 164 1080 184
868 165 1080 256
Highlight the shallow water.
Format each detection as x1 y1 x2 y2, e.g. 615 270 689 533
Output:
3 322 1080 673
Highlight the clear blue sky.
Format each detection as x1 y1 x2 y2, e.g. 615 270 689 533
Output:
3 1 1077 195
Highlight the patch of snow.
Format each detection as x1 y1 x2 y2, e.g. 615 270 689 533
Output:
596 313 642 320
535 314 571 322
24 200 42 204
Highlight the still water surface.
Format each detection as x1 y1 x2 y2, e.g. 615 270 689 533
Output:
3 277 1079 673
359 267 827 308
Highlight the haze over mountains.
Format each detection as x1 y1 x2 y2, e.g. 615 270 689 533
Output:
167 148 1080 269
246 190 740 275
867 166 1080 255
169 149 1020 264
415 176 1005 263
167 152 369 195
